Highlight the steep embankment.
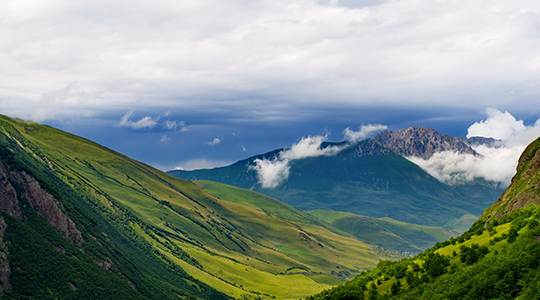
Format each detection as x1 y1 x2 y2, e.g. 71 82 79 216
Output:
0 115 396 299
479 136 540 222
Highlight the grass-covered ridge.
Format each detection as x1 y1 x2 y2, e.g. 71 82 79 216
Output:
306 204 540 299
0 115 398 299
308 209 457 254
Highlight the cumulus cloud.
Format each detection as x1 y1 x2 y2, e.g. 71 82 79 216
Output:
119 110 158 129
251 134 349 188
343 124 388 141
206 137 221 146
407 109 540 186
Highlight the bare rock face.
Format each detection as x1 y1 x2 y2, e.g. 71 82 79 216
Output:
374 127 477 159
0 162 22 220
11 172 83 246
0 217 11 296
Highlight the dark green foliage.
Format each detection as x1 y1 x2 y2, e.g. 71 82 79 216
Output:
423 252 449 278
306 205 540 300
459 244 489 265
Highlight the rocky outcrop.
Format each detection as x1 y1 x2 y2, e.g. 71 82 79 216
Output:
10 171 83 246
0 162 22 220
374 127 477 159
0 217 11 296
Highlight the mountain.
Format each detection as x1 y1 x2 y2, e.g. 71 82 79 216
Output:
0 115 398 299
374 127 477 159
306 134 540 300
169 129 505 232
479 136 540 222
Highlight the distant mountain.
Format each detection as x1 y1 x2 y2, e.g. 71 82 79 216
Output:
0 115 399 299
374 126 477 159
169 132 505 232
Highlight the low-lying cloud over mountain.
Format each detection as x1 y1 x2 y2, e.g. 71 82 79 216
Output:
408 109 540 186
251 125 388 188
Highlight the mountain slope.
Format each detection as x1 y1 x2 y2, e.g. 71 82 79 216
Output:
308 210 457 254
305 134 540 300
169 138 501 232
0 115 396 299
479 136 540 222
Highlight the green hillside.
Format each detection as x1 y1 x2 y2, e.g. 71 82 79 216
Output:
308 210 457 254
0 115 397 299
169 140 503 232
305 135 540 300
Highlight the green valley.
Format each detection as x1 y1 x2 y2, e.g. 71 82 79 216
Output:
0 115 399 299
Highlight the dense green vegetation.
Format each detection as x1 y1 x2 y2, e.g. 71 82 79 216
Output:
306 204 540 300
308 210 456 254
169 140 504 232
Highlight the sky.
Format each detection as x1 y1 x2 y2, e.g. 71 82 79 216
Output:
2 0 540 178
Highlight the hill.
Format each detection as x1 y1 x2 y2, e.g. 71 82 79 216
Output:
0 115 398 299
305 135 540 300
307 210 457 255
169 135 504 232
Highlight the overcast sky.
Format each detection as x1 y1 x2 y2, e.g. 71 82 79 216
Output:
2 0 540 171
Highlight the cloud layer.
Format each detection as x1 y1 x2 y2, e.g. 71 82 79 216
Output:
2 0 540 123
407 109 540 186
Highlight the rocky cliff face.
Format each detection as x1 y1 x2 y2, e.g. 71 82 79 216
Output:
374 127 477 159
0 161 85 294
10 171 83 246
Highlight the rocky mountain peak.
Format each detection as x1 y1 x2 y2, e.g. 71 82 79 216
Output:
374 126 477 159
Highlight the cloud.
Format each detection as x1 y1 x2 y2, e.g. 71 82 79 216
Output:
119 110 158 129
251 134 349 188
250 157 291 189
160 135 171 143
163 120 189 132
205 137 221 146
407 109 540 186
2 0 540 123
173 159 233 171
343 124 388 141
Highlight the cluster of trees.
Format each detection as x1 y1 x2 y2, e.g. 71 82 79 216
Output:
306 205 540 300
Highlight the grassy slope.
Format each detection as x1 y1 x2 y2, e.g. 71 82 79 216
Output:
308 209 457 254
306 204 540 300
0 115 397 299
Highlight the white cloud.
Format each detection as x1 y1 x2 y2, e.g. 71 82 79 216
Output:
343 124 388 141
250 157 291 189
173 159 233 171
2 0 540 122
160 135 171 143
250 134 349 188
205 137 221 146
163 120 189 132
407 108 540 186
119 110 158 129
